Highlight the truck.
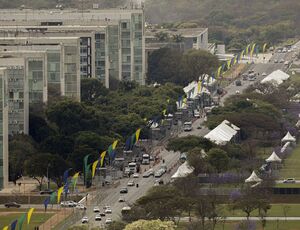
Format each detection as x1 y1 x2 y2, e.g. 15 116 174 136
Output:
183 121 192 132
142 154 150 165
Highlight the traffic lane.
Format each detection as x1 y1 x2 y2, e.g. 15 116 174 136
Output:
179 117 210 137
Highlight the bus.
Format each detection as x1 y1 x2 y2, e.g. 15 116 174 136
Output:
142 154 150 165
183 121 192 132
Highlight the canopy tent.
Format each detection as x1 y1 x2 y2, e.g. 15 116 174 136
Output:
266 151 282 163
245 171 262 183
204 120 239 145
183 80 210 100
281 131 296 142
171 161 194 179
261 69 290 85
296 120 300 128
281 141 291 153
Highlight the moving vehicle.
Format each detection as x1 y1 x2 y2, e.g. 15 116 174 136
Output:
142 154 150 165
100 212 106 217
93 206 100 213
105 218 112 224
76 204 86 210
60 201 77 208
95 214 102 221
120 187 128 194
274 59 278 63
105 208 112 214
235 80 242 86
127 180 135 186
154 168 165 178
262 72 267 76
183 121 192 132
119 196 125 202
194 110 200 118
133 173 139 178
81 217 88 224
143 169 154 178
128 162 137 173
4 202 21 208
235 90 240 95
283 178 296 183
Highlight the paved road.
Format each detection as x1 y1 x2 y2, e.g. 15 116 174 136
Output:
180 216 300 221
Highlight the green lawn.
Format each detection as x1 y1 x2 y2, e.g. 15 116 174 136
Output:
0 213 53 229
275 183 300 188
280 143 300 179
178 220 300 230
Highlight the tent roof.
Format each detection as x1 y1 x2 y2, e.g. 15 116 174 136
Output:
296 120 300 128
282 131 296 142
204 120 239 145
245 171 262 183
183 81 210 99
171 161 194 179
261 69 290 85
281 141 291 153
266 151 282 163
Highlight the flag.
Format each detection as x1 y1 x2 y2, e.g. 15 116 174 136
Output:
50 191 56 204
83 154 91 182
162 109 167 116
71 172 80 191
27 208 34 225
92 160 99 178
167 98 170 103
63 169 71 185
135 128 141 142
100 151 106 167
201 79 205 92
221 63 226 71
263 43 267 53
217 66 222 78
255 46 259 56
44 197 50 212
2 226 8 230
64 181 69 194
112 140 118 149
197 80 201 93
241 49 245 57
57 186 64 204
250 43 256 57
233 56 237 65
245 44 251 55
230 57 235 66
226 59 231 70
125 136 132 151
10 220 18 230
182 97 187 106
18 213 26 230
107 144 113 158
211 72 215 80
131 133 136 147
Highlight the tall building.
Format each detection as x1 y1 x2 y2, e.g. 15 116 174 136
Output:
0 8 146 87
0 67 9 190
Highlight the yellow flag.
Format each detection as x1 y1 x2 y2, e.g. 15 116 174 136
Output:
100 151 106 167
241 49 245 57
2 226 8 230
245 44 251 55
57 186 64 204
227 60 231 70
162 109 167 116
112 140 118 149
217 66 222 78
72 172 79 180
27 208 34 224
263 43 267 53
135 128 141 142
250 43 256 57
233 56 237 65
183 97 187 105
92 160 99 178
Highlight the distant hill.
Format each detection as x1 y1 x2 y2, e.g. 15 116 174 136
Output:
145 0 300 48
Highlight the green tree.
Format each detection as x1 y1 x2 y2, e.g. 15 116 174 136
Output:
81 78 109 104
187 147 212 175
125 219 175 230
167 136 215 152
207 148 229 173
154 31 170 42
40 135 74 159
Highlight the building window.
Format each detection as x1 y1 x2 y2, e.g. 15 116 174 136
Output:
122 22 127 29
201 34 203 43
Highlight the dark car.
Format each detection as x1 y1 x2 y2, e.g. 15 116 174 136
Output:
40 189 54 195
235 80 242 86
120 187 128 194
5 202 21 208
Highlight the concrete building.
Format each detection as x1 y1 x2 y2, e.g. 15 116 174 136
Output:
0 67 9 190
0 8 146 87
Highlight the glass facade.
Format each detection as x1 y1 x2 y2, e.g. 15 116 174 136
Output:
64 46 78 98
80 37 92 79
28 60 44 103
0 72 3 188
95 33 106 83
47 52 61 100
7 67 25 135
120 20 131 81
107 25 120 80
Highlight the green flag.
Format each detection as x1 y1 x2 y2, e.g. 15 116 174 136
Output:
83 154 91 185
50 191 56 204
18 213 26 230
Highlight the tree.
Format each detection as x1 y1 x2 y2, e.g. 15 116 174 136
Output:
187 147 212 175
29 113 55 143
167 136 215 153
125 219 175 230
40 135 74 159
207 148 229 173
172 34 183 43
81 78 109 104
154 31 170 42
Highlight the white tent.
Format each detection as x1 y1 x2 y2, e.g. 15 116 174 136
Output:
204 120 239 145
171 162 194 179
296 120 300 128
261 70 290 85
281 141 291 153
281 131 296 142
183 81 210 100
245 171 262 183
266 151 282 163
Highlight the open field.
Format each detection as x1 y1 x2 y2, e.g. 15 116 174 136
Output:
280 144 300 179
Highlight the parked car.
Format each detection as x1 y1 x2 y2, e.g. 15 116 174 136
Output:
105 218 112 224
4 202 21 208
81 216 88 224
283 178 296 183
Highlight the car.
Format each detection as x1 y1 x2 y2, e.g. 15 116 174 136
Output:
119 196 125 202
120 187 128 193
103 205 111 210
235 90 240 95
4 202 21 208
105 208 112 214
76 204 87 210
127 180 135 186
194 110 200 118
40 189 54 195
81 216 88 224
100 212 106 217
279 59 284 63
133 173 139 178
105 218 112 224
262 72 267 76
235 80 242 86
93 206 100 213
95 214 102 221
242 74 248 81
274 59 278 63
283 178 296 183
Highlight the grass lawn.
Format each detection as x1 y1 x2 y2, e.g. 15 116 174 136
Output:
178 220 300 230
0 213 53 229
275 183 300 188
221 204 300 217
280 143 300 179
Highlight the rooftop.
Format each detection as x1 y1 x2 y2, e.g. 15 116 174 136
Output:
145 28 207 38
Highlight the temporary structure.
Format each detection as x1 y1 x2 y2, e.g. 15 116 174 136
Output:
245 171 262 183
281 131 296 143
171 161 194 179
261 69 290 85
266 151 282 163
281 142 291 153
204 120 239 145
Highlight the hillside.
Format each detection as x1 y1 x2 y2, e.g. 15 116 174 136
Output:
145 0 300 48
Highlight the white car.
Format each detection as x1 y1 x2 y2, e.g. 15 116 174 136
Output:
95 214 102 221
93 206 100 213
133 173 139 178
127 180 135 186
81 216 88 224
118 196 125 202
76 204 86 210
262 72 267 76
105 218 112 224
283 178 296 183
235 90 240 95
105 208 112 214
